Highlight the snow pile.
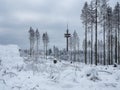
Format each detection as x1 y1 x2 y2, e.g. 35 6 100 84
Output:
115 71 120 81
0 45 24 69
86 68 100 81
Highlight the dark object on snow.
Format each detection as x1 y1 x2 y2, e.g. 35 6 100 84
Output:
70 61 72 64
86 73 91 77
53 60 57 64
113 63 117 67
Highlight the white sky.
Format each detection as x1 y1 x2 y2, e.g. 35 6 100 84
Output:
0 0 119 49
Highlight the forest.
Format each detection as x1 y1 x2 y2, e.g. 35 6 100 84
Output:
26 0 120 66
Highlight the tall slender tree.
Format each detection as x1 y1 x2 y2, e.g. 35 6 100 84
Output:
42 32 49 59
35 29 40 60
69 36 73 61
100 0 108 65
94 0 100 65
113 2 120 64
73 31 78 61
81 2 89 64
29 27 35 57
106 6 112 65
89 1 95 65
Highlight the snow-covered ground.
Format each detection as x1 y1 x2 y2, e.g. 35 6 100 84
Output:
0 45 120 90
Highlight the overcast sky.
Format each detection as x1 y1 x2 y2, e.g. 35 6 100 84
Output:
0 0 119 49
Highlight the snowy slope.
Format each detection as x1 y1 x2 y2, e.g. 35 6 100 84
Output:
0 45 24 69
0 45 120 90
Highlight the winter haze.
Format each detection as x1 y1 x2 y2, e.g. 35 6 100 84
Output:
0 0 119 49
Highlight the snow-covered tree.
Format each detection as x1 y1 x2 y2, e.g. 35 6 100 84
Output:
106 6 113 65
29 27 35 57
72 31 80 62
81 2 89 64
113 2 120 64
42 32 49 59
35 29 40 61
100 0 108 65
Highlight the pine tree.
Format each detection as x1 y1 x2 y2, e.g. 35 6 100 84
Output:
89 1 95 65
106 6 113 65
81 2 89 64
43 33 46 59
35 29 40 60
73 31 78 61
94 0 100 65
42 32 49 59
69 36 73 61
113 2 120 64
29 27 35 57
100 0 108 65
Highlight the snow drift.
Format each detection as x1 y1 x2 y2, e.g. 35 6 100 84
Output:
0 45 24 69
0 45 120 90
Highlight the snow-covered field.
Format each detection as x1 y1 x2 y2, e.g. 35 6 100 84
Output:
0 45 120 90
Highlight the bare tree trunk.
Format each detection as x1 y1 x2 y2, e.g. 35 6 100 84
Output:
118 10 120 64
110 35 113 65
95 0 98 65
85 23 87 64
103 19 106 65
107 29 111 65
115 29 118 63
91 23 93 65
46 44 47 60
44 44 45 59
30 40 32 57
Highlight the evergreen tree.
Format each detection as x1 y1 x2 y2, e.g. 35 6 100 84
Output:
35 29 40 60
106 6 113 65
113 2 120 64
81 2 89 64
100 0 108 65
29 27 35 57
42 32 49 59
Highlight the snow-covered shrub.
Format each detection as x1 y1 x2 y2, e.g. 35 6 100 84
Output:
49 61 61 82
0 45 24 69
115 71 120 81
86 68 100 81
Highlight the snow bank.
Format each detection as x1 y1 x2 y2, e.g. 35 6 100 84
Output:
0 45 24 69
0 45 120 90
86 68 100 81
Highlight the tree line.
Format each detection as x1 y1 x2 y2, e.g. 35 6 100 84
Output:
81 0 120 65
